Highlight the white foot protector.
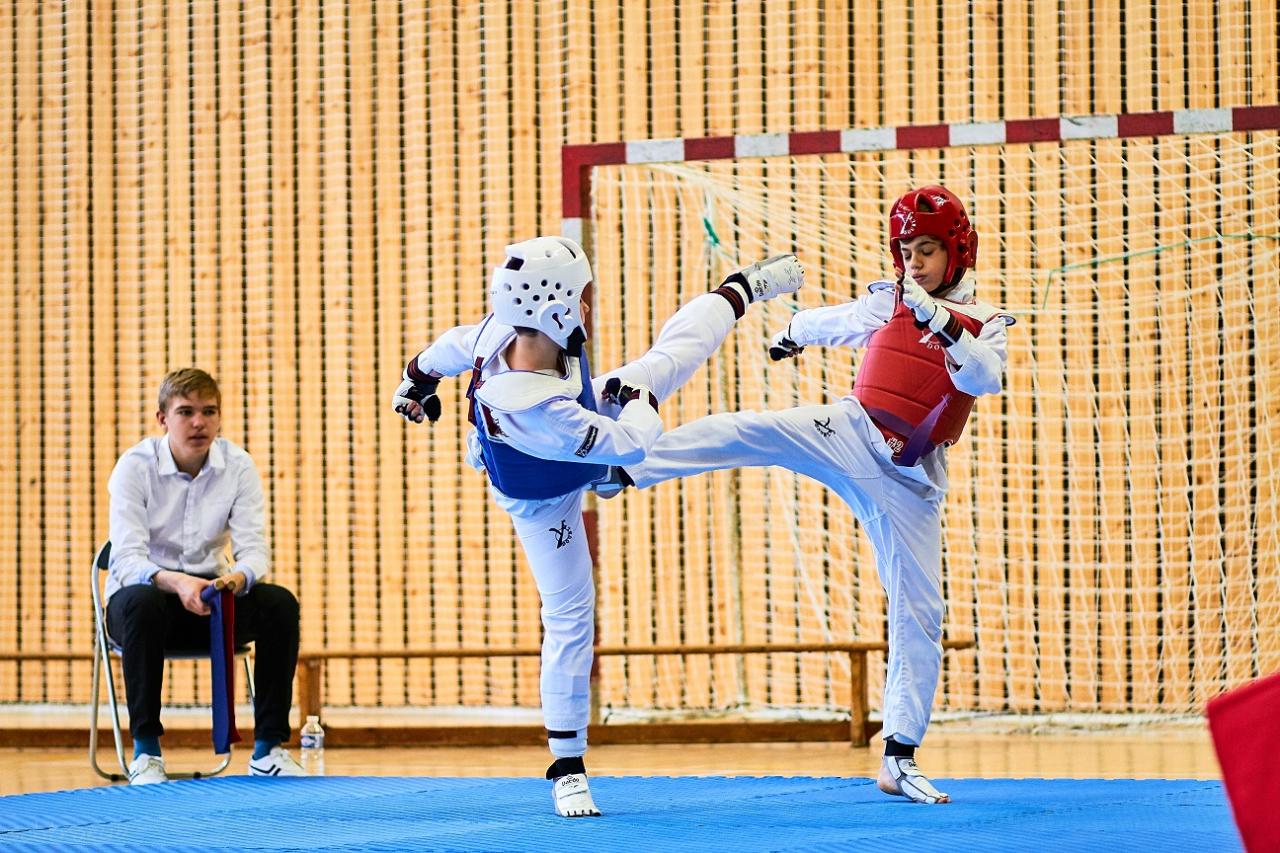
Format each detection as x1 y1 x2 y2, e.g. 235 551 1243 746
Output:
731 254 805 302
552 772 602 817
877 755 951 804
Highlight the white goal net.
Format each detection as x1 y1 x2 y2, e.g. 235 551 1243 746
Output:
587 128 1280 719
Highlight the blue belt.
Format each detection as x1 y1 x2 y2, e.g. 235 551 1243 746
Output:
200 584 242 754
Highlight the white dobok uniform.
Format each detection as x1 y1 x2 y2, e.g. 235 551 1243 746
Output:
625 278 1012 745
416 293 739 734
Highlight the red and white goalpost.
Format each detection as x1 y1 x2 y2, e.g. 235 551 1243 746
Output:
563 105 1280 244
565 106 1280 723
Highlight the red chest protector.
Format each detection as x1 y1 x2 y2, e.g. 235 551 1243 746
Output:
853 301 989 461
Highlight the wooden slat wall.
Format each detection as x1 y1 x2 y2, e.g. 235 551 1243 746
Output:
15 2 42 703
65 0 94 705
0 5 17 702
371 0 404 709
1 0 1276 716
407 0 438 707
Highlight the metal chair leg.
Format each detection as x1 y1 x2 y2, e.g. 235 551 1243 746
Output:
89 626 128 781
244 654 255 701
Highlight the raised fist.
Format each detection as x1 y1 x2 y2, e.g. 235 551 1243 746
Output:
602 377 658 412
900 275 939 325
392 363 442 424
768 326 804 361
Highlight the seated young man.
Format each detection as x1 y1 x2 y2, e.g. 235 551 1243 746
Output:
106 368 302 784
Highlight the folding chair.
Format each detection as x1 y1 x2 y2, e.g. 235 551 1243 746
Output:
89 541 255 780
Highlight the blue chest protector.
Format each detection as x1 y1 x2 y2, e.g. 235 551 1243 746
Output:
466 352 608 501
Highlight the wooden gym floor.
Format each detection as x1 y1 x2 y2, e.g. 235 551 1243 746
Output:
0 718 1220 797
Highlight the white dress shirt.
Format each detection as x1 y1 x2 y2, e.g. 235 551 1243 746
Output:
105 435 270 603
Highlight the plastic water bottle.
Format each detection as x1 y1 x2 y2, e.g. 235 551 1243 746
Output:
299 715 325 776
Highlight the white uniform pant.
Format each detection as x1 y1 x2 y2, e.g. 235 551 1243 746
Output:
492 293 739 734
626 396 948 746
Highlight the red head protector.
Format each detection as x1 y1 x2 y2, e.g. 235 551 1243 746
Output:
888 185 978 290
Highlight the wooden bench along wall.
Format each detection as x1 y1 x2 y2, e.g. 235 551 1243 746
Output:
3 641 973 748
294 640 976 747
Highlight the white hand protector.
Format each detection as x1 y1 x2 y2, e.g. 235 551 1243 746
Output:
391 358 442 424
900 275 942 326
901 275 977 365
601 377 658 411
768 325 804 361
902 275 958 334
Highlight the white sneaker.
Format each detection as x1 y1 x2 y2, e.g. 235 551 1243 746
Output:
128 753 168 785
729 254 804 302
248 746 305 777
551 772 602 817
877 755 950 804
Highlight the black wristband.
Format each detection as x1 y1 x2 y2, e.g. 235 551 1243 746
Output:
936 313 965 347
712 282 748 318
405 356 437 387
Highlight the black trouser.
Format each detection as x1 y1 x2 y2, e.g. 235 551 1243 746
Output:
105 582 300 746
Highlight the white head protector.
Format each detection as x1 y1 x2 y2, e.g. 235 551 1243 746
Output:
489 236 593 351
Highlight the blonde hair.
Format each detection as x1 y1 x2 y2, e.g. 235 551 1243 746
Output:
157 368 221 413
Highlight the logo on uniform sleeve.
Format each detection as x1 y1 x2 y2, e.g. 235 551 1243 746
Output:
550 519 573 549
813 417 835 438
574 425 599 457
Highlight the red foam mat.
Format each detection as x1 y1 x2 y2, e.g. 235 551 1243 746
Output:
1206 669 1280 853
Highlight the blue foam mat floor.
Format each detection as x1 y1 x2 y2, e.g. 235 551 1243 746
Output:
0 776 1239 852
